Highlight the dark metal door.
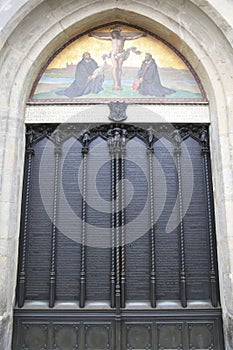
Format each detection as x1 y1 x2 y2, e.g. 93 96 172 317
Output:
13 123 224 349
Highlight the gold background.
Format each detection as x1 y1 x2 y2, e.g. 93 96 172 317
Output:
48 25 187 70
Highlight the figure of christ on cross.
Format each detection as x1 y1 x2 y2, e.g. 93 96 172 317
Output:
89 27 146 90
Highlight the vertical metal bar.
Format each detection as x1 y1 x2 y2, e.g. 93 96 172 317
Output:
115 152 121 314
18 138 34 308
80 148 88 308
115 150 122 350
111 153 116 308
49 145 61 308
148 147 156 308
202 142 218 306
120 154 126 308
175 145 187 308
108 128 125 350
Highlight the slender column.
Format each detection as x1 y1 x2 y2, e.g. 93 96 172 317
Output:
115 151 121 314
107 128 126 350
120 153 126 308
148 146 156 308
110 152 116 308
201 134 218 307
115 150 122 350
175 143 187 308
79 142 88 308
49 143 61 308
18 132 34 308
108 128 121 350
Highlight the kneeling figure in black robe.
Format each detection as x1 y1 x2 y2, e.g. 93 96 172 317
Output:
56 52 104 98
137 53 175 97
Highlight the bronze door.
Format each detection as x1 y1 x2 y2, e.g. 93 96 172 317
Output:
13 123 224 350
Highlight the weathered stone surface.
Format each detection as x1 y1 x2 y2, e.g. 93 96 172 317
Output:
0 312 13 350
224 312 233 350
25 104 210 124
0 0 28 31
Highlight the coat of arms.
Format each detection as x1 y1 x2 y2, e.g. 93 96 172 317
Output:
108 101 128 121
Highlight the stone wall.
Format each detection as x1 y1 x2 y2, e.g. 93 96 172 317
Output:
0 1 233 348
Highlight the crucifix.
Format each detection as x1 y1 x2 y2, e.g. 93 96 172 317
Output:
89 27 146 90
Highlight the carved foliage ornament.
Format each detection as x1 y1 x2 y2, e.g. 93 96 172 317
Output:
25 123 209 151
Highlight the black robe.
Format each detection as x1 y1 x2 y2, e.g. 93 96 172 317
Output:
137 59 175 97
56 58 104 97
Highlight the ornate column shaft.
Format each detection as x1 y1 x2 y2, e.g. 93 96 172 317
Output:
110 150 116 308
107 127 128 350
79 133 90 308
120 151 126 308
18 130 34 308
49 133 62 308
148 144 156 308
201 129 218 307
173 131 187 308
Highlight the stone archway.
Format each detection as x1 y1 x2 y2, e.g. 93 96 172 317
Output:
0 1 233 349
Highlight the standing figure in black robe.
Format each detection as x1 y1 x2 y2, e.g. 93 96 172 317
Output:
56 52 104 97
136 53 175 97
